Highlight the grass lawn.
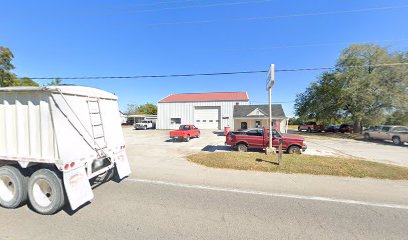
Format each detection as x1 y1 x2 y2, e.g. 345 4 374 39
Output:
187 152 408 180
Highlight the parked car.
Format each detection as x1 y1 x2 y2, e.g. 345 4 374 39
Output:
298 122 325 133
325 125 340 133
363 125 408 145
225 128 307 154
134 120 155 130
170 124 200 142
339 124 354 133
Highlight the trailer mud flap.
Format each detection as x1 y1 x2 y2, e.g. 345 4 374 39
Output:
115 151 131 179
63 165 94 210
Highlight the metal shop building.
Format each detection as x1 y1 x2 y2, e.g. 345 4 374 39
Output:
157 92 249 130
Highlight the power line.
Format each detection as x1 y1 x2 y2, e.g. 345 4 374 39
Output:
140 5 408 26
202 38 408 52
26 62 408 80
114 0 206 8
112 0 273 14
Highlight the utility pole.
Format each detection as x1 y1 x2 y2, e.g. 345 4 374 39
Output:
266 64 276 155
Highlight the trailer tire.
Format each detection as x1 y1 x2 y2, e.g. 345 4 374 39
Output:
28 169 65 215
0 166 28 209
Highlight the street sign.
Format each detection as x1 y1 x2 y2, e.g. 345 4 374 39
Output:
266 64 275 90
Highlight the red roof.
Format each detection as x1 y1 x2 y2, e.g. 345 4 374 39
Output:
159 92 249 103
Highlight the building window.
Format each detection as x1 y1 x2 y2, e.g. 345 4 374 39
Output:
171 118 181 124
196 120 200 122
241 122 248 130
255 121 261 128
209 120 213 122
203 120 207 122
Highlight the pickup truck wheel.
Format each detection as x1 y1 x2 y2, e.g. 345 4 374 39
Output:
298 127 301 132
287 145 301 154
392 136 402 145
364 133 371 140
0 166 28 209
237 143 248 152
144 126 147 130
28 169 65 215
185 135 190 142
307 128 312 133
197 132 200 138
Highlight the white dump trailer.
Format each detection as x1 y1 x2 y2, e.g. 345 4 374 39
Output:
0 86 131 214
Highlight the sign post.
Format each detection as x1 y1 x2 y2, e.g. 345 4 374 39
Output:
266 64 276 155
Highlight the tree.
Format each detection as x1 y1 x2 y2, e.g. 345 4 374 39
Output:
15 77 39 86
0 46 17 87
295 44 408 131
136 103 157 115
0 46 39 87
125 104 139 115
47 78 62 86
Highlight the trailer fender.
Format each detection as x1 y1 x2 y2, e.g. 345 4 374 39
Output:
63 165 94 210
114 151 131 179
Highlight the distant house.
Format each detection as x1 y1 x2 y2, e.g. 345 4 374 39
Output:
157 92 249 130
233 104 288 133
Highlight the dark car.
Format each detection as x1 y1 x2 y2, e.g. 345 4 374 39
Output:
339 124 354 133
325 125 340 132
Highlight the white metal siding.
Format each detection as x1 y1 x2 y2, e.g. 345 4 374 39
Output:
157 101 249 130
0 87 125 166
0 92 57 162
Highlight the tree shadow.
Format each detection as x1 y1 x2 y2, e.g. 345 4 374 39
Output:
256 158 279 165
201 145 232 152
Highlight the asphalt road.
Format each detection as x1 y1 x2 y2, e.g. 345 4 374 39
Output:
1 179 407 240
1 128 408 239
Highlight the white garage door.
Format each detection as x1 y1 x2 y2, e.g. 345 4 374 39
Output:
194 108 219 129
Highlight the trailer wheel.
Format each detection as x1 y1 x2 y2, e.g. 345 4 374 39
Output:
28 169 65 215
0 166 28 209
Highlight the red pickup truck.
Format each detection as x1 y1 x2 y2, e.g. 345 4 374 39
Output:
170 124 200 142
226 128 307 154
298 122 325 133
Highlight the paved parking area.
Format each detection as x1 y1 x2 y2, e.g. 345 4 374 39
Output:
297 133 408 167
125 127 408 168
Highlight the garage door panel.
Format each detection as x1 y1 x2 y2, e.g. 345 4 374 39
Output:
194 108 219 129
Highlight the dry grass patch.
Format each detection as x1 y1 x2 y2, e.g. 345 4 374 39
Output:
187 152 408 180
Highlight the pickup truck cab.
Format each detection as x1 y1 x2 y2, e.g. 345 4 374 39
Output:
363 125 408 145
170 125 200 142
298 122 324 133
226 128 307 153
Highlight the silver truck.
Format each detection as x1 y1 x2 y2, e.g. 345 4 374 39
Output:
363 125 408 145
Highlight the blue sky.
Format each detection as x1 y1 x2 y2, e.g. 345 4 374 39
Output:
1 0 408 117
